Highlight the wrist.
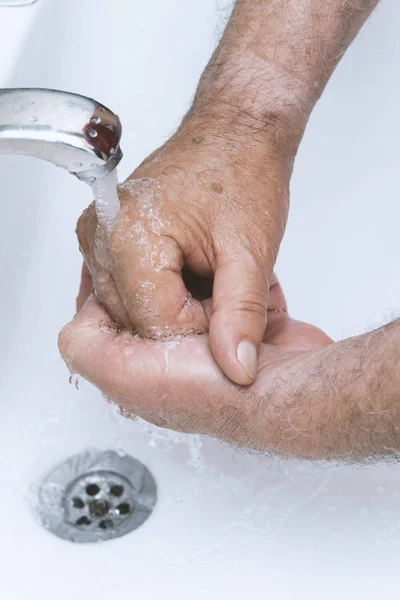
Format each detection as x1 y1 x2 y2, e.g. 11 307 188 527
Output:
170 110 295 189
189 52 316 157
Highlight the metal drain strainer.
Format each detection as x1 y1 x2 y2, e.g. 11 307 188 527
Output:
38 450 157 543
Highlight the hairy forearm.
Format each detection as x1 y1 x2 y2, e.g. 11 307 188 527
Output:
259 320 400 461
189 0 379 149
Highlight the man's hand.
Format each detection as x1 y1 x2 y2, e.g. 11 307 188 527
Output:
77 119 292 386
60 278 400 461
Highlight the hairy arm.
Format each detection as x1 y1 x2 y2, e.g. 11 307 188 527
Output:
189 0 380 148
254 319 400 461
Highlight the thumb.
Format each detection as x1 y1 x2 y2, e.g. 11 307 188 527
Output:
209 250 270 385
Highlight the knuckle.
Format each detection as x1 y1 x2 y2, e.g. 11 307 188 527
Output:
233 297 267 318
216 292 268 320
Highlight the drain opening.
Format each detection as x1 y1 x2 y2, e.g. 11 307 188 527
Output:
72 497 85 509
116 502 130 515
38 450 157 543
110 484 124 497
86 484 100 497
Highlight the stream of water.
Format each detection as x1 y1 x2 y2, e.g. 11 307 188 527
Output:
91 170 120 231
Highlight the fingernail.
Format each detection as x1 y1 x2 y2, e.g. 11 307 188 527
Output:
237 341 258 381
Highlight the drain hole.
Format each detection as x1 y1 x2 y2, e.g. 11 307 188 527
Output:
99 519 114 530
72 497 85 509
86 484 100 497
116 503 130 516
76 516 91 526
110 484 124 497
89 500 110 518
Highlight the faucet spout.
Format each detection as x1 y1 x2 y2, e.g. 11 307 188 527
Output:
0 88 122 182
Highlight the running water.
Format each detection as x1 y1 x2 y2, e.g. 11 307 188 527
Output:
91 170 120 232
89 170 120 268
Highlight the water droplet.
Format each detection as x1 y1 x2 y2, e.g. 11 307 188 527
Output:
74 162 83 169
91 163 100 169
91 116 101 125
88 129 98 138
29 116 37 123
99 107 106 112
69 374 85 390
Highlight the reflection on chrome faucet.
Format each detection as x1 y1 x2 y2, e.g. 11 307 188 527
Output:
0 88 122 182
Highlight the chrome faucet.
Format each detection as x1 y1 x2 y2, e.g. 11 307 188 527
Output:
0 88 122 182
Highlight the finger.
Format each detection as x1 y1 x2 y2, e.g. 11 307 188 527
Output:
58 297 222 428
111 183 208 337
59 296 153 398
76 203 131 325
76 262 93 312
209 249 269 385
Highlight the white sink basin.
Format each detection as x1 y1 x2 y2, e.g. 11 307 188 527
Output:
0 1 399 598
